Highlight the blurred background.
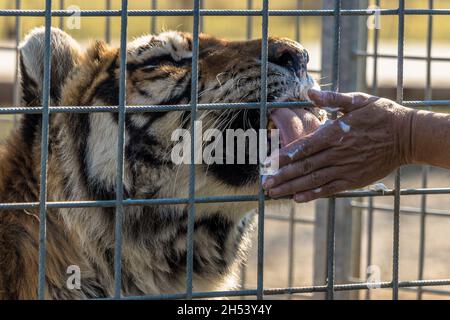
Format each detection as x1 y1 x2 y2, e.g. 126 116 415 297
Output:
0 0 450 299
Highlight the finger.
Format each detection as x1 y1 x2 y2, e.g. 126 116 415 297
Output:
293 180 349 203
272 122 340 168
267 166 342 199
307 89 373 113
263 149 332 190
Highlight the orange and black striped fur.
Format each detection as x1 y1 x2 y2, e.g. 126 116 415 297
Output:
0 27 315 299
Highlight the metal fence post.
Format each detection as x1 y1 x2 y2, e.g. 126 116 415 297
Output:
321 0 368 92
313 0 368 300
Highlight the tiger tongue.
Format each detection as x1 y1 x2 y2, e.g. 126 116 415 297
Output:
269 109 307 147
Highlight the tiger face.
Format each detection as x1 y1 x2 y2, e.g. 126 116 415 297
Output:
20 28 321 204
12 28 322 296
124 31 321 188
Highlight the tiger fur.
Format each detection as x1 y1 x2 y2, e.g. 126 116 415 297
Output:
0 27 317 299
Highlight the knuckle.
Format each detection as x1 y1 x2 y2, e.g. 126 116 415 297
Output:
277 166 291 181
287 163 298 176
353 92 372 101
376 97 396 109
301 158 312 174
309 171 320 186
328 91 339 104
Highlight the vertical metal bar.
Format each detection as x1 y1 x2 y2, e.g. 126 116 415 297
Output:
113 0 128 299
59 0 64 30
371 0 380 96
331 0 341 93
295 0 301 42
392 0 405 301
240 264 247 290
246 0 253 40
287 204 296 299
105 0 112 44
240 0 254 292
365 197 374 300
366 0 380 301
12 0 21 125
325 200 336 300
186 0 201 300
38 0 53 300
287 0 303 298
424 1 433 102
417 0 434 301
151 0 157 34
325 0 341 301
257 0 269 301
199 0 204 33
417 167 429 299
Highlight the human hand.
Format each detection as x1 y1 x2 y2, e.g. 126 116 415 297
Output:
263 89 415 202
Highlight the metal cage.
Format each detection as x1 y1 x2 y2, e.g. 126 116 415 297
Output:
1 0 450 300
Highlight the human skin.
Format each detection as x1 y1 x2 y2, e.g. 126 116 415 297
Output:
263 89 450 203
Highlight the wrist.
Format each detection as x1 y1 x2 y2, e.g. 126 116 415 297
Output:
395 105 417 166
408 109 450 167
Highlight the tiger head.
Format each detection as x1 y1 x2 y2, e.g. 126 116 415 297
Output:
19 28 321 215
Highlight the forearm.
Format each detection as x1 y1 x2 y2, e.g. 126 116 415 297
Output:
410 109 450 170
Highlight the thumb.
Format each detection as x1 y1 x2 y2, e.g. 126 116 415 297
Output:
308 89 373 113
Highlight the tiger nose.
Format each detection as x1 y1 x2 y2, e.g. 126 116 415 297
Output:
268 42 308 77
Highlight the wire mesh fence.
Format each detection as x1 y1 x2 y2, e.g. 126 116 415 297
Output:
0 0 450 300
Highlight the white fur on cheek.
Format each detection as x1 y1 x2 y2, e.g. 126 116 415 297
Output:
87 113 131 192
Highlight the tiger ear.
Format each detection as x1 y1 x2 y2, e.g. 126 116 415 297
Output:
19 27 82 106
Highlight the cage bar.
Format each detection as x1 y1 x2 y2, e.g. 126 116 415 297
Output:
112 0 129 299
37 0 53 300
185 0 201 300
256 0 269 301
0 0 448 301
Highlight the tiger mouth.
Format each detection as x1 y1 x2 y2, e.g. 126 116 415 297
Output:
267 105 324 148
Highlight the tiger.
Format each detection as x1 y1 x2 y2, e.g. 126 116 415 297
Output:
0 27 322 299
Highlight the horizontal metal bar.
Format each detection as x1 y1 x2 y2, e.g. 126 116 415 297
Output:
400 286 450 296
335 187 450 198
350 275 450 296
355 50 450 63
404 100 450 107
352 202 450 218
0 45 16 51
0 9 450 18
0 195 260 210
2 187 450 211
102 278 450 300
0 102 313 114
0 9 391 17
308 68 321 74
1 100 450 115
266 214 315 224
